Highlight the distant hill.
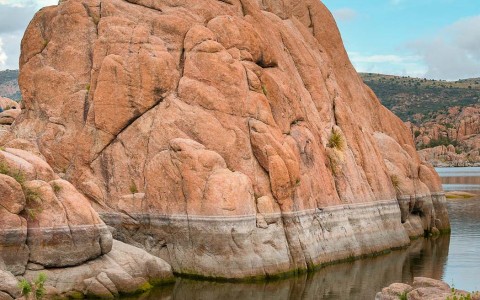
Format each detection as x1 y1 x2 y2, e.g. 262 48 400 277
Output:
361 73 479 166
0 69 21 100
360 73 480 124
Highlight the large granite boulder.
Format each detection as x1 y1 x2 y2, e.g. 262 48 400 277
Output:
12 0 450 278
0 147 112 274
0 97 19 111
0 269 21 299
0 143 173 297
21 240 173 299
0 241 173 299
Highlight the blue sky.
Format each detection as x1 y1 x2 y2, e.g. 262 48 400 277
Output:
322 0 480 80
0 0 479 80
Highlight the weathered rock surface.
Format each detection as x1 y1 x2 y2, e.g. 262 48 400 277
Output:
0 146 112 274
0 97 18 111
0 97 21 126
12 0 450 278
0 270 21 299
0 142 173 297
21 240 173 299
376 277 480 300
0 240 173 299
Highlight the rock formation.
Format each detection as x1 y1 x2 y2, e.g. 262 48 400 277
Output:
7 0 450 279
407 104 480 167
376 277 480 300
0 97 21 126
0 143 173 298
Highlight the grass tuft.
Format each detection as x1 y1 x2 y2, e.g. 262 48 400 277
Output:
130 181 138 195
390 175 401 193
0 161 26 185
261 85 268 97
24 187 42 204
52 182 62 193
327 129 345 151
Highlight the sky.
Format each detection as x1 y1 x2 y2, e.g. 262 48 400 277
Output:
322 0 480 80
0 0 479 80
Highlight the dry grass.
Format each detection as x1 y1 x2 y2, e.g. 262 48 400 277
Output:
390 175 401 193
328 129 345 151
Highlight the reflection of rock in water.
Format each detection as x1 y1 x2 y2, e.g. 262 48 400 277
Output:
442 176 480 185
125 236 450 300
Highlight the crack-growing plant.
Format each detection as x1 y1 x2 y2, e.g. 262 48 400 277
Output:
22 184 44 221
18 273 47 300
0 161 26 186
130 180 138 195
24 186 42 204
326 128 346 175
0 161 9 175
327 128 345 151
390 174 401 193
52 182 62 193
261 84 268 97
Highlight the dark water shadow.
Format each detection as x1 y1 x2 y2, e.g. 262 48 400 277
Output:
123 235 450 300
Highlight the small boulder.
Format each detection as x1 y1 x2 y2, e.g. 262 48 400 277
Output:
0 270 20 298
0 174 26 214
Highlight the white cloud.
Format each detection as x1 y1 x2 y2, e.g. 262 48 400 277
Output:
348 52 427 77
408 15 480 80
332 8 357 22
0 38 7 69
0 0 58 70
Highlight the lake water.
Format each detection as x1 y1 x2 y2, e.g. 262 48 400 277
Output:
127 167 480 299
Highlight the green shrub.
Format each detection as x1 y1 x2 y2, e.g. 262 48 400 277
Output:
24 187 42 204
398 291 408 300
0 161 9 175
26 208 40 221
18 273 47 300
11 170 26 186
18 279 32 297
0 161 26 185
414 130 421 138
445 123 454 129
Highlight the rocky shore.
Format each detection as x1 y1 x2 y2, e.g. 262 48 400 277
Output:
376 277 480 300
0 142 173 298
408 105 480 167
0 0 451 296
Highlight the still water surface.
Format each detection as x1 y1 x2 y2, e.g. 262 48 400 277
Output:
127 167 480 299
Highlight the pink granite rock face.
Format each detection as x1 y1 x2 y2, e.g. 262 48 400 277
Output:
0 147 112 274
13 0 449 278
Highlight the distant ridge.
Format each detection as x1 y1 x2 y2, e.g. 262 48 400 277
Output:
360 73 480 124
361 73 479 166
0 69 21 100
